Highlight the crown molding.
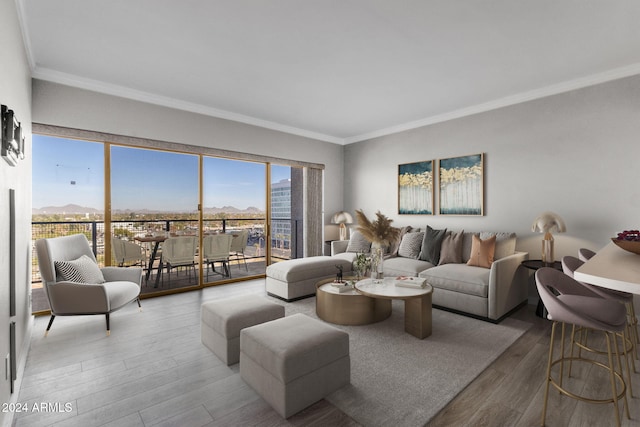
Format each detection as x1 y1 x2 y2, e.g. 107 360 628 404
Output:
15 0 36 71
31 67 344 145
344 63 640 144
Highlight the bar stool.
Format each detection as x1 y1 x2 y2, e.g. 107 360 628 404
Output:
578 247 596 262
563 255 639 368
536 267 630 427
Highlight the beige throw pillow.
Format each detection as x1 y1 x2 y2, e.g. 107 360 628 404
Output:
466 235 496 268
438 230 464 265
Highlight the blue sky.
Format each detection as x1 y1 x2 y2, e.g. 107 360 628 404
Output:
33 135 290 211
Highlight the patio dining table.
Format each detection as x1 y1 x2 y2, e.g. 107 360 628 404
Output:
134 235 167 287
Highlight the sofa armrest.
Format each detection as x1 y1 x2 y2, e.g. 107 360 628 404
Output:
331 240 349 256
487 251 529 320
47 282 110 314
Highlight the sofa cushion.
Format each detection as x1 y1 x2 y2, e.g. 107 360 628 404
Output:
419 226 447 264
438 230 464 265
345 230 371 253
332 252 357 264
266 256 352 283
383 257 434 277
397 232 424 259
467 235 496 268
480 231 516 260
419 264 490 298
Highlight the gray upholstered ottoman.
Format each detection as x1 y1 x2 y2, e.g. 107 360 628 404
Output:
240 313 350 418
201 295 284 365
265 256 353 301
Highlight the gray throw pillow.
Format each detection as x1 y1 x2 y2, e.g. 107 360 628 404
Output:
419 226 447 264
397 232 424 259
55 254 106 284
389 226 412 256
346 230 372 253
438 230 464 265
480 231 516 260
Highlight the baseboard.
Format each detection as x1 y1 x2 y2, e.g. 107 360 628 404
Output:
432 300 528 324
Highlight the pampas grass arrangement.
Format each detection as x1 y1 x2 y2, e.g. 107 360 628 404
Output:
355 209 400 246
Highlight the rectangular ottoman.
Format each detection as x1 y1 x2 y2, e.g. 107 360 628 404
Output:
265 256 353 301
201 295 284 365
240 313 350 418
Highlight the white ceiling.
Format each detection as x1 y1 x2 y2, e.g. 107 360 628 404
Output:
17 0 640 144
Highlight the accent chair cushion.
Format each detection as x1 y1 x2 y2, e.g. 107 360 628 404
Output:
419 226 447 264
397 232 424 259
346 230 371 253
54 254 106 284
438 230 464 265
466 235 496 268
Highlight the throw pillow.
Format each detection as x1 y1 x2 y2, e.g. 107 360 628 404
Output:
55 254 106 284
397 231 424 259
346 230 372 253
438 230 464 265
388 226 412 256
419 226 447 264
466 235 496 268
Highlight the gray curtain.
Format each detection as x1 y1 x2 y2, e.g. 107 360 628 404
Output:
304 167 323 257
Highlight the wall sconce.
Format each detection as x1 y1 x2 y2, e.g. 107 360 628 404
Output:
2 105 25 167
531 211 566 263
331 211 353 241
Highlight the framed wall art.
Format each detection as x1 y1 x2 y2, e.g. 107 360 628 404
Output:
439 153 484 215
398 160 434 215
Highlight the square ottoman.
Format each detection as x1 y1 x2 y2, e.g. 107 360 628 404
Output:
201 295 284 365
240 313 350 418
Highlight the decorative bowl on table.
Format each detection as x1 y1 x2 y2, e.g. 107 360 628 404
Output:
612 230 640 254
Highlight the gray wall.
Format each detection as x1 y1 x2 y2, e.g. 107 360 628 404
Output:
344 75 640 297
32 79 345 234
0 1 33 425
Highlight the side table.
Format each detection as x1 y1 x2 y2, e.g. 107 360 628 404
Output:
521 260 562 318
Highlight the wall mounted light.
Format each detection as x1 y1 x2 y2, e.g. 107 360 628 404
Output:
2 104 24 167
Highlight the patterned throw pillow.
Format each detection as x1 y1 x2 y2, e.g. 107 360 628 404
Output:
346 230 372 253
55 254 106 284
397 232 424 259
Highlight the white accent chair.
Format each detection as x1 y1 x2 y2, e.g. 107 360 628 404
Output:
112 237 146 267
203 234 233 280
35 234 142 336
229 229 249 271
162 236 197 284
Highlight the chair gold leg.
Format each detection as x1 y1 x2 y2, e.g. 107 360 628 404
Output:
541 321 557 427
605 332 622 427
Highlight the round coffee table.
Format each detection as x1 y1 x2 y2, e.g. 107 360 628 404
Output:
355 278 433 339
316 277 391 326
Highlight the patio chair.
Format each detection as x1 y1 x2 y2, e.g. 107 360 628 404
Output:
162 235 197 284
203 234 233 280
35 234 142 336
112 236 146 267
229 229 249 271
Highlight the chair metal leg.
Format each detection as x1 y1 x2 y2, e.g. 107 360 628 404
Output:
44 315 56 337
106 313 110 336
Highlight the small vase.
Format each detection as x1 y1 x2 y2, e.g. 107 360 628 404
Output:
370 245 384 283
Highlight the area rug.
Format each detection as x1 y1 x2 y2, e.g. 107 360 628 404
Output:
270 296 531 427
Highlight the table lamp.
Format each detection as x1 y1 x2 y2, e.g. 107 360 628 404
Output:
531 211 566 263
331 211 353 241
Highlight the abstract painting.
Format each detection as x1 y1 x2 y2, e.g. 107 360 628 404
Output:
439 153 484 215
398 160 434 215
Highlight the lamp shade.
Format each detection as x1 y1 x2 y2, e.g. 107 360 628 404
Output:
531 211 566 234
331 211 353 225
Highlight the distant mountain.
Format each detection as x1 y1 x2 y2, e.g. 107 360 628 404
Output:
33 204 265 215
32 204 101 215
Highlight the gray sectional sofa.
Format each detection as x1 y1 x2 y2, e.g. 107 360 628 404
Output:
266 228 529 322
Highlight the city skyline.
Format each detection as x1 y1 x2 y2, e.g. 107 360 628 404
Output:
33 135 291 212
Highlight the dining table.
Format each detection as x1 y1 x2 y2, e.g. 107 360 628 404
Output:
574 242 640 294
134 235 167 288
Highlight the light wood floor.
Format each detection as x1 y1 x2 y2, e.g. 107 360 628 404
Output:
15 280 640 426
